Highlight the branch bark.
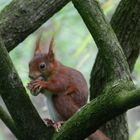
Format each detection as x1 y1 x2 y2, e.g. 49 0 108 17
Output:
73 0 131 82
111 0 140 72
0 0 70 52
0 38 54 140
91 0 140 98
90 0 140 139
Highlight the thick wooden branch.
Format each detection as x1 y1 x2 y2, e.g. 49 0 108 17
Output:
52 81 140 140
0 38 54 139
90 0 140 139
0 106 21 139
72 0 131 82
91 0 140 99
111 0 140 72
0 0 70 52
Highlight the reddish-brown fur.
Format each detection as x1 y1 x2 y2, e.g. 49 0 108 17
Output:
28 36 110 140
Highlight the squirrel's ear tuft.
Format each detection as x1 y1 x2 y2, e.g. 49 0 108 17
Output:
34 35 42 55
48 36 54 54
47 36 55 62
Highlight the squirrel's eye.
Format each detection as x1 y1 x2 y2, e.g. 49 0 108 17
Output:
39 63 46 70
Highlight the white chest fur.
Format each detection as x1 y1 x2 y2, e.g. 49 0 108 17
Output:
43 91 62 121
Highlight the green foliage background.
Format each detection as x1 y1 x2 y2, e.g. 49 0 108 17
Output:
0 0 140 140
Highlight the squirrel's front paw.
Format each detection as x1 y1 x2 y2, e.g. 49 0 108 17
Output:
27 80 47 96
27 82 39 96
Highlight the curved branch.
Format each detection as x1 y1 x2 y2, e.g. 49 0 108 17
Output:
72 0 131 82
0 0 70 52
0 37 54 139
52 81 140 140
90 0 140 138
91 0 140 99
0 106 21 139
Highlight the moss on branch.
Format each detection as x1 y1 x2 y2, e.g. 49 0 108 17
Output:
89 0 140 139
52 81 140 140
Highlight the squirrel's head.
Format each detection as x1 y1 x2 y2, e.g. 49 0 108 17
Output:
29 36 57 80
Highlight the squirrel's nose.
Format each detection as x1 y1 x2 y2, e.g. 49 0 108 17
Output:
28 71 42 80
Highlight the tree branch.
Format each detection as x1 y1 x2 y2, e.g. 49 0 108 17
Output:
72 0 131 82
52 81 140 140
0 106 21 139
0 0 70 52
0 37 54 139
91 0 140 99
90 0 140 138
111 0 140 72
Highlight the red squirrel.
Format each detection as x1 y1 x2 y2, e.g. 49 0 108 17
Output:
27 36 110 140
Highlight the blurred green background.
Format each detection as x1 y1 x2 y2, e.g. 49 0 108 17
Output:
0 0 140 140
